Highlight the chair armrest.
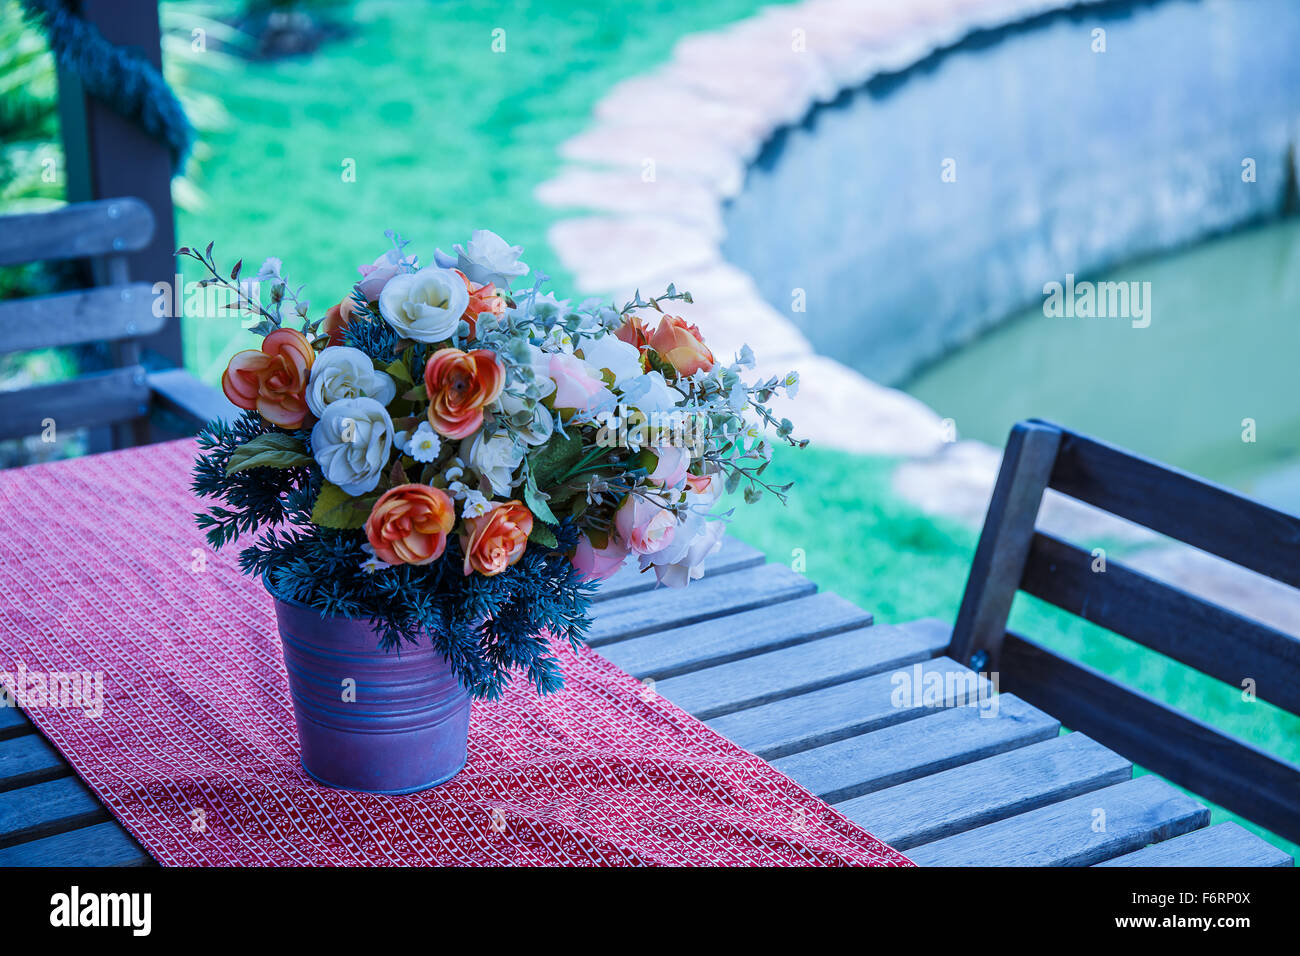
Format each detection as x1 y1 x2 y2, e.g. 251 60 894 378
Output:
147 368 240 429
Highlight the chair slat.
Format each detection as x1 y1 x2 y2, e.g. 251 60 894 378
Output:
599 592 871 680
770 693 1059 804
836 733 1132 850
657 620 940 719
906 776 1209 867
0 366 150 442
1045 424 1300 590
586 562 815 647
0 283 162 354
0 198 154 267
1095 822 1293 867
705 623 953 757
1003 631 1300 845
0 821 152 867
1022 532 1300 714
0 776 109 848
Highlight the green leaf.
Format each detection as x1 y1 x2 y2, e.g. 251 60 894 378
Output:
384 358 414 389
225 433 313 475
528 522 558 549
528 430 584 489
311 482 378 529
524 471 559 526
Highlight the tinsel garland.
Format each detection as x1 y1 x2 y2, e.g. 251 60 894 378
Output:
20 0 192 172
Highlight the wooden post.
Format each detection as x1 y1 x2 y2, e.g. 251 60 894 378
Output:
56 0 181 367
947 421 1062 672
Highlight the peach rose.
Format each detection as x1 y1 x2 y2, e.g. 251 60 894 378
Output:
423 347 506 439
648 315 714 376
454 269 505 339
320 297 357 348
461 500 533 576
365 484 455 565
613 314 650 349
221 327 315 428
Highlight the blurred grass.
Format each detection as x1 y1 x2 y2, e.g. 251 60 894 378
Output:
725 445 1300 858
170 0 788 380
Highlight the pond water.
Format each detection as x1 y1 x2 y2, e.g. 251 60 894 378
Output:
909 219 1300 509
721 0 1300 506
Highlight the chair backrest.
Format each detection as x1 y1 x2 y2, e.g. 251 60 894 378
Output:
948 419 1300 844
0 197 163 448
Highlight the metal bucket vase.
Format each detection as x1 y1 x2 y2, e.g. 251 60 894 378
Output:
271 589 471 795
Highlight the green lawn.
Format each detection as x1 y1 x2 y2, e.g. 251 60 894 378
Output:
171 0 1297 858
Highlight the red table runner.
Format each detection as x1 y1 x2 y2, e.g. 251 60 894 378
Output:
0 440 910 866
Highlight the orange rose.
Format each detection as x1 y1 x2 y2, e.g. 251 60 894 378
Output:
221 327 315 428
365 484 455 565
423 347 506 439
320 296 357 347
454 269 505 340
648 315 714 376
613 314 650 349
461 501 533 576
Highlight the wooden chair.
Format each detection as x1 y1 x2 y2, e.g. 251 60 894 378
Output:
0 197 235 453
948 419 1300 846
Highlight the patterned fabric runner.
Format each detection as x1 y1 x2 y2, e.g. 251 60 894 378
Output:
0 440 910 866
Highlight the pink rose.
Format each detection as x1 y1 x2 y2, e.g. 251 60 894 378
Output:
647 519 725 588
614 495 677 556
547 352 612 414
646 444 690 489
356 250 416 302
571 533 630 582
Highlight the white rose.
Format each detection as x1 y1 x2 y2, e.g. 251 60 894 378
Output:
579 332 643 387
378 266 469 343
466 428 524 497
435 230 530 289
310 397 393 496
641 515 725 588
306 346 397 417
496 390 555 446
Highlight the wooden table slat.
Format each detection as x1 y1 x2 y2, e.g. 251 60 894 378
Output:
836 732 1132 850
658 618 952 719
1094 821 1294 867
0 707 32 741
704 625 959 759
597 591 871 681
0 821 152 867
906 775 1209 867
771 694 1060 804
0 733 70 792
0 776 109 848
587 561 815 647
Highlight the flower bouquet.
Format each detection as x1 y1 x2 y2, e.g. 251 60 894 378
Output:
189 229 802 792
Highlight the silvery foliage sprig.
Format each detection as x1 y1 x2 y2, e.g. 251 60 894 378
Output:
176 242 313 339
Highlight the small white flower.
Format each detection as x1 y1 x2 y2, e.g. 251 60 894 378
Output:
407 421 442 463
255 257 282 282
359 543 391 575
462 489 492 518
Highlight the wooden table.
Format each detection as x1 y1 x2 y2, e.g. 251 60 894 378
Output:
0 538 1292 866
